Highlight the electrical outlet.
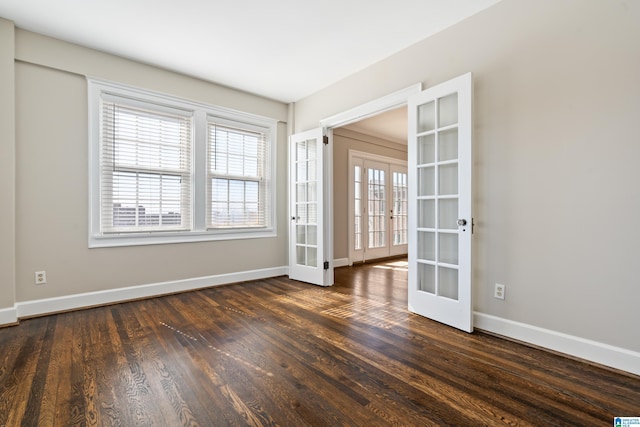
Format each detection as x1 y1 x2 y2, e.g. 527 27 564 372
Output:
35 271 47 285
494 283 505 300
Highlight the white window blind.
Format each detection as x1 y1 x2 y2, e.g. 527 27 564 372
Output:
100 98 192 233
208 120 268 229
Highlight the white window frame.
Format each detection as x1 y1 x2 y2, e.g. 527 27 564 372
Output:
88 78 277 248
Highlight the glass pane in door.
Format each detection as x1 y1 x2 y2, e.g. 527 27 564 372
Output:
438 267 459 300
417 231 435 261
438 93 458 127
438 233 458 265
418 200 435 228
438 163 458 195
417 101 435 133
418 134 435 164
438 199 458 229
418 263 435 294
438 129 458 161
417 167 435 197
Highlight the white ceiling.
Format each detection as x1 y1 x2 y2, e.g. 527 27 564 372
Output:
0 0 500 103
343 107 409 145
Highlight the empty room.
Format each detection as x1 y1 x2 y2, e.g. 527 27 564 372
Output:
0 0 639 425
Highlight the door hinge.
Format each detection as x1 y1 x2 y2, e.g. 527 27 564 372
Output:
323 135 329 145
324 261 329 270
472 218 475 234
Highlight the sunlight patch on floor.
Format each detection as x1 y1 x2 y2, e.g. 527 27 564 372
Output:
373 260 408 272
321 298 407 329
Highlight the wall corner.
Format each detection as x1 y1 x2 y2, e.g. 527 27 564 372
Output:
0 17 17 316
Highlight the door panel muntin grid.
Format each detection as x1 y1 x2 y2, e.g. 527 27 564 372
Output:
416 93 460 300
295 138 318 268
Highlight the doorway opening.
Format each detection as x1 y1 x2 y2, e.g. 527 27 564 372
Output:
293 75 473 332
331 106 409 299
333 106 408 265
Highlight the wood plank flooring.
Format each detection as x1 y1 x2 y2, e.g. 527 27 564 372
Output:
0 259 638 426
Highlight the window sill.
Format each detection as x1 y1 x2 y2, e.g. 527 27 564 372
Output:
89 228 277 248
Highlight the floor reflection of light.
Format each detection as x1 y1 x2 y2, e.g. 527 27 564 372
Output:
373 264 408 272
388 260 408 267
338 257 408 303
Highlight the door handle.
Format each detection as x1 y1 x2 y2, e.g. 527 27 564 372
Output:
457 219 467 226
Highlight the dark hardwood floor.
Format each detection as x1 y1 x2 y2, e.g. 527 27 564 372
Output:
1 259 638 426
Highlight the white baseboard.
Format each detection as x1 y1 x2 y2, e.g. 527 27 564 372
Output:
474 312 640 376
333 258 350 268
15 266 288 319
0 306 18 326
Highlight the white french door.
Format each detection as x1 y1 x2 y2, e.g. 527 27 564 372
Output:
289 128 332 286
349 153 407 263
364 159 389 260
408 73 473 332
390 164 408 257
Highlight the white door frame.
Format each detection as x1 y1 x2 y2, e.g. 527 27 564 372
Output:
320 84 422 268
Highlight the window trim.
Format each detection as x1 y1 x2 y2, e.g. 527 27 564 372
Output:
88 78 277 248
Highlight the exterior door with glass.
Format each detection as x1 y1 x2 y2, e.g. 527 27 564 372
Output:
349 153 408 263
363 159 390 260
389 164 408 257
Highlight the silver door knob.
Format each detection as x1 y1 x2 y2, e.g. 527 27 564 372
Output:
457 219 467 226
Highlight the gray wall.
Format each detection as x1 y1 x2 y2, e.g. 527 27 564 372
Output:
332 128 407 260
6 28 289 304
295 0 640 352
0 18 16 313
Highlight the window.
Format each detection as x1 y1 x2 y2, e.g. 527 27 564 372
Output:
208 120 269 229
89 79 277 247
